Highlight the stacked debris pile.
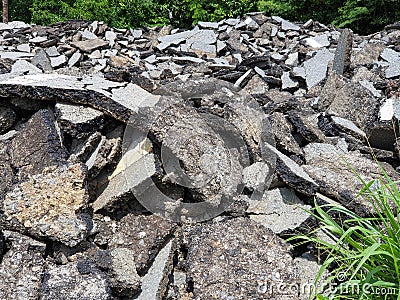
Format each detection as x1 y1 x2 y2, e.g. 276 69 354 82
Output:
0 13 400 299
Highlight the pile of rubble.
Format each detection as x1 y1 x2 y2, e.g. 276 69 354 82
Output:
0 12 400 299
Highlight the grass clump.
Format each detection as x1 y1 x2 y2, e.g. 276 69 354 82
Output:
290 170 400 299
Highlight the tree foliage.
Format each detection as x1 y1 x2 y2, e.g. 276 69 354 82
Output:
1 0 399 34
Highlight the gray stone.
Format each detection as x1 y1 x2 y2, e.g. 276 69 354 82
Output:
92 153 156 212
303 48 334 89
234 69 253 88
332 28 353 76
10 109 67 178
109 248 141 296
247 188 311 234
0 142 13 196
303 142 347 163
17 43 30 52
81 29 98 40
331 115 366 139
281 19 300 31
353 43 384 65
172 56 204 64
105 31 117 46
0 51 34 59
0 231 46 300
327 82 379 129
243 162 271 193
285 52 298 66
359 80 382 97
50 55 67 68
0 73 132 122
287 111 326 143
242 74 269 94
46 46 60 57
318 72 347 110
184 218 301 299
71 38 109 53
303 144 399 216
40 262 111 300
136 240 174 300
281 71 299 90
304 34 330 48
68 52 82 67
294 253 328 300
268 112 303 157
224 18 240 26
29 36 48 44
31 48 53 72
380 48 400 78
55 102 105 134
198 21 219 29
11 60 42 75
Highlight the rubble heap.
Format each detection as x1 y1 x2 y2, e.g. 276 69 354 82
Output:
0 13 400 299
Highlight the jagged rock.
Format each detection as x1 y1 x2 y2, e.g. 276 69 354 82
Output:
303 143 399 216
327 81 379 129
71 38 109 53
294 252 328 300
108 247 141 296
303 48 334 89
366 122 397 151
380 48 400 78
330 115 366 140
287 111 326 143
92 153 156 213
136 240 174 300
3 163 91 246
11 59 42 74
266 144 318 196
93 214 175 274
332 28 353 75
50 55 67 68
40 261 111 299
281 71 299 90
183 218 301 299
55 102 106 135
247 187 311 234
31 48 53 72
268 112 303 157
0 231 46 300
353 42 384 65
317 72 347 110
10 109 67 178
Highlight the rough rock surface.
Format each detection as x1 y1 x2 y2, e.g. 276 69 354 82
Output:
183 218 301 299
